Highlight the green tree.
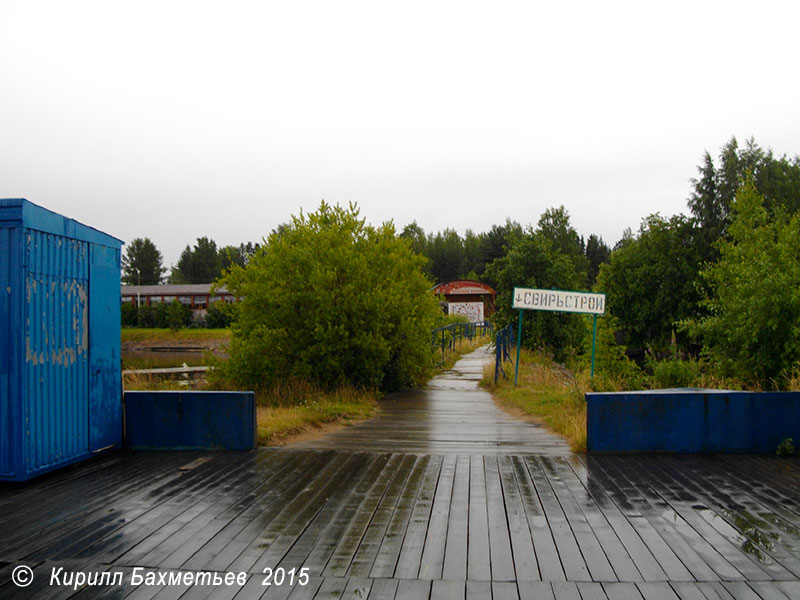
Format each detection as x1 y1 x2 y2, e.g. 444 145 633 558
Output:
485 211 588 360
217 202 442 392
478 219 522 283
682 176 800 385
121 237 166 285
597 214 701 352
427 229 464 283
537 206 588 285
688 137 800 262
171 237 223 283
585 234 610 287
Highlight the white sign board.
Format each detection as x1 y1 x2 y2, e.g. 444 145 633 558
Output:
448 302 484 323
513 287 605 315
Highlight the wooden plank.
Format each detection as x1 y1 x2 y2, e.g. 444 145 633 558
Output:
577 456 692 583
667 582 708 600
277 454 386 574
313 577 349 600
431 580 465 600
576 582 608 600
594 456 722 582
636 582 680 600
465 581 492 600
182 452 329 572
516 582 555 600
539 457 616 582
324 454 412 577
523 456 591 581
748 581 793 600
284 576 324 600
484 455 516 581
570 456 669 582
123 454 293 570
492 581 520 600
496 455 539 581
393 456 444 578
600 583 644 600
104 451 294 569
550 582 581 600
340 577 372 599
633 455 781 581
39 452 266 564
441 454 470 581
251 454 370 573
694 581 737 600
658 455 800 579
296 454 394 576
718 581 766 600
395 580 431 600
510 456 565 582
467 455 491 582
223 452 353 573
551 456 641 582
161 453 303 569
0 452 194 557
365 579 398 600
369 456 431 578
613 456 742 582
348 455 418 577
418 454 457 580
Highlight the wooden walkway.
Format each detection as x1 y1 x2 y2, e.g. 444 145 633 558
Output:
1 348 800 599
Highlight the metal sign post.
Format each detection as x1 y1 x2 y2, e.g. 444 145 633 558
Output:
514 309 523 386
511 287 606 384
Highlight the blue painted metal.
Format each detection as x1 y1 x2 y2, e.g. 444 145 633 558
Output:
124 391 257 450
0 199 123 481
493 323 514 383
587 389 800 453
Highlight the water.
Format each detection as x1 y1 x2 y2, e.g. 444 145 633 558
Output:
121 349 211 370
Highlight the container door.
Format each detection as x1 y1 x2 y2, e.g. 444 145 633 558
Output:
88 244 122 451
24 230 90 472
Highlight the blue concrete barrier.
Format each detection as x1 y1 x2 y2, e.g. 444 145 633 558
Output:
125 391 257 450
587 388 800 453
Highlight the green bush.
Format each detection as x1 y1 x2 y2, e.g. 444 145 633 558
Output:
121 302 137 327
154 302 170 328
213 202 442 392
136 304 156 327
650 357 702 389
205 300 235 328
167 299 191 331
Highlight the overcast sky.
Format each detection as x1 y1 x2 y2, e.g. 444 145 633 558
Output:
2 1 799 267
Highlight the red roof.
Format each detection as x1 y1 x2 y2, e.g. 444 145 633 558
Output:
432 280 496 296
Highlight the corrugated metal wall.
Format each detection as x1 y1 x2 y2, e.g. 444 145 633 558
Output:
0 225 17 477
23 229 90 472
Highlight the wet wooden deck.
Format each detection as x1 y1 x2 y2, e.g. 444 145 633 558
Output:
2 348 800 599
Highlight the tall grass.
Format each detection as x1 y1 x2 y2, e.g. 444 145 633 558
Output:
482 348 589 452
121 328 232 343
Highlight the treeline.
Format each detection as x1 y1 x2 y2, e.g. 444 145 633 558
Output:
122 136 800 388
591 137 800 389
121 237 260 285
398 219 610 290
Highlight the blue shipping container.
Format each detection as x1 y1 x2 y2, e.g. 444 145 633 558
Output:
0 199 123 481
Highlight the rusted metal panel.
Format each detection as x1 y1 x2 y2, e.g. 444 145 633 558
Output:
0 198 123 480
24 228 90 470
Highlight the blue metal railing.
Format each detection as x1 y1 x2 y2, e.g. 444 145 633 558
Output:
431 321 493 364
494 323 515 383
